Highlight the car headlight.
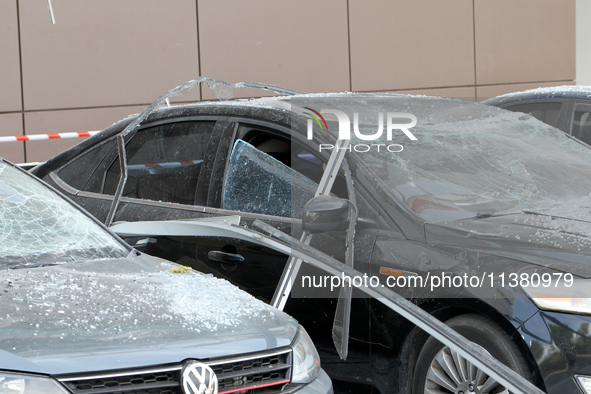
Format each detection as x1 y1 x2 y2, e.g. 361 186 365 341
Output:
290 326 321 384
523 276 591 315
0 372 69 393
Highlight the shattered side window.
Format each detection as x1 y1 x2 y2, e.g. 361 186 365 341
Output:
103 121 215 205
223 140 317 218
0 163 129 268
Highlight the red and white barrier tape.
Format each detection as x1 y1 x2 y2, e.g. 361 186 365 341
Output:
0 131 100 143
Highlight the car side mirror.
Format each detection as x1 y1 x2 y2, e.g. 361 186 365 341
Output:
303 195 351 234
132 237 157 253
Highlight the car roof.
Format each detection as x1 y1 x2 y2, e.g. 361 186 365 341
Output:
482 85 591 106
31 91 514 178
199 92 506 123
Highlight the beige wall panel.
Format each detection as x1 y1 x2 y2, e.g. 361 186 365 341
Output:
24 105 146 163
19 0 200 111
349 0 475 92
577 0 591 84
475 0 575 85
476 81 575 101
0 1 22 112
385 86 476 100
0 114 25 163
198 0 350 99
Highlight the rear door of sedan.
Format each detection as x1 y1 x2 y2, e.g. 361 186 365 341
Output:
48 116 233 222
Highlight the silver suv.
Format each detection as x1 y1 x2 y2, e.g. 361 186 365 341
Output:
0 159 332 394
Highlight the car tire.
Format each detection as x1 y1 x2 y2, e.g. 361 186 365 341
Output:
412 313 532 394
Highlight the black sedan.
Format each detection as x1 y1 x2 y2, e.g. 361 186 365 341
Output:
483 85 591 145
32 79 591 394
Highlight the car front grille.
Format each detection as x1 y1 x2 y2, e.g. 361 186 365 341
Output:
58 348 292 394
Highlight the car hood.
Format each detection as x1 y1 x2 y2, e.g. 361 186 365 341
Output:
425 212 591 278
0 254 296 376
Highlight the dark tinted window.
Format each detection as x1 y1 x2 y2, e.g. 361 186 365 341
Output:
104 121 215 205
502 101 562 128
57 139 117 191
571 104 591 145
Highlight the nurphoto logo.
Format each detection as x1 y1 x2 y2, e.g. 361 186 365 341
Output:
304 108 418 153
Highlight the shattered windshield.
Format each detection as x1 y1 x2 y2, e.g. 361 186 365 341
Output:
358 110 591 221
0 162 129 268
293 95 591 222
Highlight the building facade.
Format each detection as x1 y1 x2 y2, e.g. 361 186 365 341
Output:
0 0 577 163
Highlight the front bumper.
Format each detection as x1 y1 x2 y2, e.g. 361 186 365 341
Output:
519 310 591 393
296 369 333 394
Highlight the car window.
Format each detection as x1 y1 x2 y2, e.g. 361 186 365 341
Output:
571 104 591 145
502 101 562 128
221 124 348 218
0 162 129 267
223 140 318 218
103 121 216 205
57 137 118 192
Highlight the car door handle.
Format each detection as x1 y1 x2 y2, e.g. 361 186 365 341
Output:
207 250 245 264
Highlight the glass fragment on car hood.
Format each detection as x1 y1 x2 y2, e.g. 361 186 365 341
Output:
0 255 292 374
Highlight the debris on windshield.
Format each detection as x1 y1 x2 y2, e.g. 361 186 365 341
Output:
358 109 591 221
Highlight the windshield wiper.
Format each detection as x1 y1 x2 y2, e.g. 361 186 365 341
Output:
474 211 523 220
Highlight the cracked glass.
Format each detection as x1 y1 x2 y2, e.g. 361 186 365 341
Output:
223 140 318 218
360 112 591 221
291 95 591 222
0 162 129 268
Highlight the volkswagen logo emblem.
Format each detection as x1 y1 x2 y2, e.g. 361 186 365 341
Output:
182 361 218 394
